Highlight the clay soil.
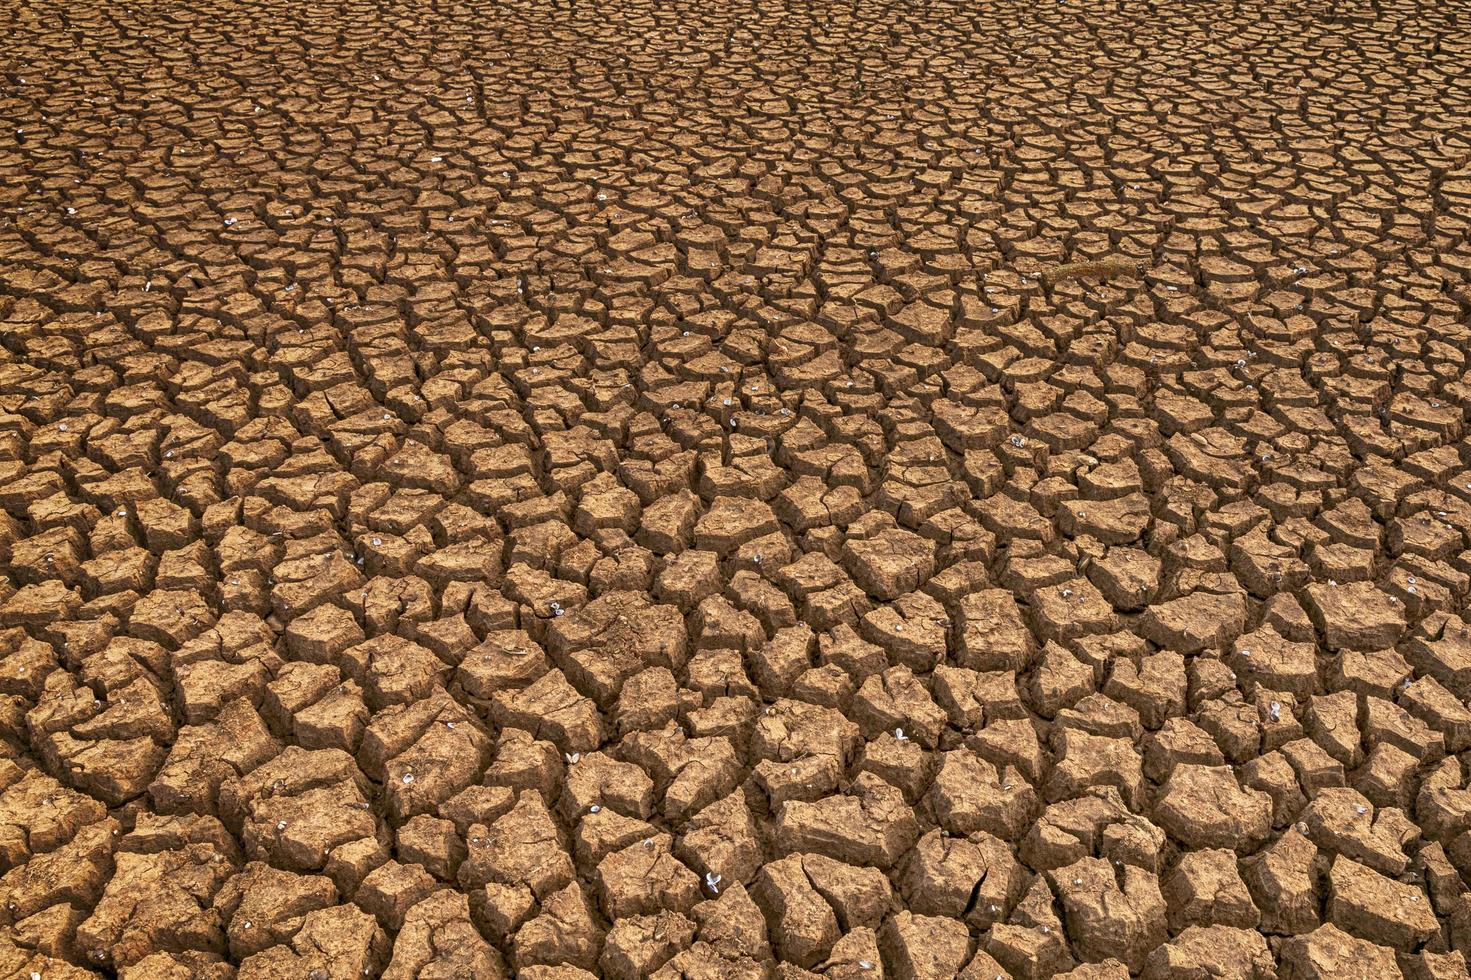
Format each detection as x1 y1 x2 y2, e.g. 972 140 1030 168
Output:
3 0 1471 976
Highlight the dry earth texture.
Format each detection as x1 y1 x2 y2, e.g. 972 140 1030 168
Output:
2 0 1471 977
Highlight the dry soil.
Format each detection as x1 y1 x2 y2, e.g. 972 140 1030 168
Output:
2 0 1471 977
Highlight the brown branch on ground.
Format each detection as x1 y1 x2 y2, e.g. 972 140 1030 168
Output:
1040 258 1142 285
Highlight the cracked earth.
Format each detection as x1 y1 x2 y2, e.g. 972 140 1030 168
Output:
2 0 1471 977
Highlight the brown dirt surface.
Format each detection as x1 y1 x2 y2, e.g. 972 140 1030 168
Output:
1 0 1470 975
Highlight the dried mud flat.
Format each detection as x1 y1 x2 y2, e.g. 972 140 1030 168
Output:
2 0 1471 977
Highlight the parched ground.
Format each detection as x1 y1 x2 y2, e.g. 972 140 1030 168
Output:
2 0 1471 976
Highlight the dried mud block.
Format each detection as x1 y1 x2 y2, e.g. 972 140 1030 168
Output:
1155 765 1273 852
1163 848 1260 932
776 772 919 868
490 668 604 755
1049 856 1166 971
676 793 764 887
1053 963 1130 980
150 698 280 816
1139 924 1275 980
693 497 780 556
596 833 702 919
851 665 946 747
356 859 440 931
878 911 974 980
798 852 890 932
383 890 507 979
841 525 936 601
235 903 387 979
1303 582 1408 651
75 841 235 969
482 728 565 803
899 827 1025 927
520 968 600 980
457 630 554 701
217 746 376 871
0 817 118 931
547 590 688 708
1404 616 1471 702
601 910 696 979
270 553 366 621
693 882 770 960
1047 728 1144 808
621 726 743 822
559 751 655 822
0 769 106 872
1138 591 1248 654
1326 854 1438 951
396 813 467 881
1301 788 1411 876
751 855 840 969
510 880 603 971
459 791 574 904
340 634 448 710
928 749 1037 843
957 589 1034 671
0 581 83 628
118 950 235 979
1279 922 1404 980
213 860 338 958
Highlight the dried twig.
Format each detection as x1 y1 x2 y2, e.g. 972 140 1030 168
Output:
1040 257 1141 285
